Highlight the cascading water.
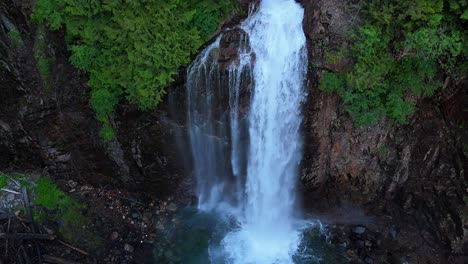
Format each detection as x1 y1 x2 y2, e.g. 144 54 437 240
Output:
187 36 228 210
186 0 307 262
187 33 252 212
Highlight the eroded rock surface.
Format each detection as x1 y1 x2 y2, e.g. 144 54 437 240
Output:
299 0 467 263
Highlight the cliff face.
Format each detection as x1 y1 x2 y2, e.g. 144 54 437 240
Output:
0 0 187 198
1 0 467 263
299 0 467 262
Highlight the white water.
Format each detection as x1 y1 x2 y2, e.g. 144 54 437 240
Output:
222 0 307 263
186 0 307 263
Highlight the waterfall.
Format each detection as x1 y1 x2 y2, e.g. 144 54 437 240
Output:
186 0 307 262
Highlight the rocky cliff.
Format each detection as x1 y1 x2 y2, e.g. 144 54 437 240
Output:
1 0 467 263
299 0 467 263
0 0 188 198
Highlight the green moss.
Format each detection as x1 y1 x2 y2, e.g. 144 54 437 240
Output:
7 30 24 48
0 174 7 189
1 174 101 248
35 178 67 209
33 33 53 90
34 178 97 246
325 49 347 65
0 172 31 188
35 52 51 79
376 145 390 156
99 122 115 141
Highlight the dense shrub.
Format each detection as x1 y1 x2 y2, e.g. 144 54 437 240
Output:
33 0 236 139
320 0 467 126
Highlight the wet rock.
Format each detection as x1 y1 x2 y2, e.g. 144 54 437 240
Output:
124 243 134 253
56 153 71 162
131 212 140 219
346 249 357 258
219 28 252 71
166 202 177 212
364 256 374 264
110 231 119 240
389 225 398 239
6 193 15 202
0 14 17 32
67 180 77 189
0 120 11 132
142 212 151 222
156 222 165 230
353 226 366 235
300 1 467 263
356 240 365 248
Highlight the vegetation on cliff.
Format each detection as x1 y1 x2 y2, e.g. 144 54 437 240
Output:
32 0 237 139
0 173 93 245
320 0 467 126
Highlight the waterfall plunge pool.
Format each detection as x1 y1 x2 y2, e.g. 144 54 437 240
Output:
153 208 348 264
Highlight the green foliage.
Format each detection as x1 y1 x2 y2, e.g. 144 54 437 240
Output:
0 172 31 188
35 178 69 209
33 0 236 140
7 30 24 48
189 0 236 39
319 72 346 94
34 178 91 244
320 0 467 126
33 32 53 90
1 174 99 248
99 122 115 141
35 53 50 79
0 174 7 189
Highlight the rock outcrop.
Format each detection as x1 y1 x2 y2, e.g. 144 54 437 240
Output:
0 0 186 198
299 0 467 263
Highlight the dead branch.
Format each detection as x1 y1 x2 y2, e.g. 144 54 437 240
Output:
0 188 21 194
42 255 83 264
57 240 90 256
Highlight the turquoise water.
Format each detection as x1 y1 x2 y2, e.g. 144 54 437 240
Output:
154 208 348 264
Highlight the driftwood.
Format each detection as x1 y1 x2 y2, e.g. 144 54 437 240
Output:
42 255 83 264
0 232 55 240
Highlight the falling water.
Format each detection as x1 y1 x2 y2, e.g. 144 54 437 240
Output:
187 36 230 210
186 0 307 262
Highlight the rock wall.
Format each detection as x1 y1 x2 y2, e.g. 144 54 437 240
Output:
0 0 187 198
298 0 467 262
